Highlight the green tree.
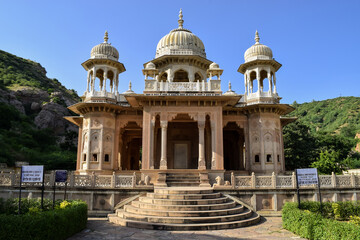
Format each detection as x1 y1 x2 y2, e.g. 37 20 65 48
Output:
283 122 318 170
311 150 343 174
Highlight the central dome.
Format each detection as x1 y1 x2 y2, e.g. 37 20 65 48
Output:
155 10 206 59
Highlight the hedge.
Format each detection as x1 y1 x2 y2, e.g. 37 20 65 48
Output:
282 202 360 240
0 200 87 240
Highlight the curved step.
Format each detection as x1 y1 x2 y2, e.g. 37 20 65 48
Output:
123 204 244 217
154 187 213 195
131 200 236 211
121 208 253 224
109 213 261 231
139 196 229 205
146 192 221 200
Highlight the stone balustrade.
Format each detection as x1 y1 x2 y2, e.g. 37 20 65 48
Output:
144 79 221 92
230 172 360 189
0 171 136 189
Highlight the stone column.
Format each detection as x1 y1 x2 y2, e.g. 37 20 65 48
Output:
198 120 206 170
268 72 272 94
76 126 83 171
160 120 168 170
92 68 96 92
273 72 277 94
211 121 216 169
150 118 155 169
103 70 107 92
86 71 90 92
86 118 92 170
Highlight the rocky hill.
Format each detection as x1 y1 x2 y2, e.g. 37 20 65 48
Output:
0 50 80 169
287 97 360 139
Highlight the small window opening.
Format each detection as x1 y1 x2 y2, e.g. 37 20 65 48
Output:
277 155 280 162
255 155 260 163
83 154 86 162
104 154 110 162
266 154 272 162
92 154 98 162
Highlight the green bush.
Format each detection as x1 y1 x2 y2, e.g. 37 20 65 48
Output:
283 202 360 240
0 199 87 240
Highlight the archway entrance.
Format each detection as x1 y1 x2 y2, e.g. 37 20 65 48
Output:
223 122 245 170
120 122 142 170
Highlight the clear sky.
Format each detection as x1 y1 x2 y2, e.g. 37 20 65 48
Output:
1 0 359 104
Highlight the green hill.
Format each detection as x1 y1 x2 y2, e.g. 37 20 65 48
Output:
287 97 360 139
0 50 80 170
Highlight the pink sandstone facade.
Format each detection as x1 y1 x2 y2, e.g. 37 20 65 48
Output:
66 11 294 184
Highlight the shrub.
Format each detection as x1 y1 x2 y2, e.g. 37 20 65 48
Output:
283 202 360 240
0 199 87 240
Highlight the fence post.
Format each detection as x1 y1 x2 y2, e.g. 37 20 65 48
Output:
251 172 256 188
50 171 56 186
69 171 75 188
350 173 356 188
292 172 296 188
231 172 235 189
91 171 96 188
132 172 136 188
11 170 16 187
331 172 336 188
272 172 276 189
111 171 116 188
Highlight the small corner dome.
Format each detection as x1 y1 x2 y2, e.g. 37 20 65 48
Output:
209 62 220 69
145 62 156 69
90 31 119 61
244 31 273 63
155 9 206 58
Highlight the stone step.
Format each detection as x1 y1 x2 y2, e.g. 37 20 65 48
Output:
108 212 261 231
167 182 200 187
139 196 229 205
131 200 236 211
154 187 213 195
122 204 244 217
146 192 221 200
121 208 253 224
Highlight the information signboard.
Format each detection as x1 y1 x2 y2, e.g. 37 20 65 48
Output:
21 165 44 183
55 170 67 182
296 168 318 186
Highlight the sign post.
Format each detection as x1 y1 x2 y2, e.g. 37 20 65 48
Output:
19 165 44 213
54 170 68 207
296 168 322 211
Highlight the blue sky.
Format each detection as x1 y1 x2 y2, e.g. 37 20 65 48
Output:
1 0 359 104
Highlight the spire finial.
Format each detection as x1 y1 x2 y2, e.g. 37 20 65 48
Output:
128 81 132 91
178 9 184 29
228 81 232 90
104 31 109 43
255 30 260 44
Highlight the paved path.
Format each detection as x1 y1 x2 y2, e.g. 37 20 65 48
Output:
68 217 305 240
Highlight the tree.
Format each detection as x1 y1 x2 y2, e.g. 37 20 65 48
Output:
311 150 343 174
283 122 318 170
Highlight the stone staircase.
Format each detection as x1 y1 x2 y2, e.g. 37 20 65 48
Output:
166 172 200 186
108 187 260 230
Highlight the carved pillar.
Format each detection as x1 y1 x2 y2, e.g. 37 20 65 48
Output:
86 118 92 170
91 67 96 92
273 72 277 93
160 120 168 170
268 72 272 94
244 74 247 95
150 118 155 169
256 69 260 93
211 121 216 169
141 108 151 170
198 120 206 170
86 71 90 92
103 69 107 92
76 126 83 171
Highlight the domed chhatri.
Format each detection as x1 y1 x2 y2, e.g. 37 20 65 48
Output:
91 31 119 61
155 9 206 58
244 31 273 63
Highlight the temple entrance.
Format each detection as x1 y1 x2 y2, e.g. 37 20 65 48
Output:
223 122 245 170
173 143 189 169
120 122 142 170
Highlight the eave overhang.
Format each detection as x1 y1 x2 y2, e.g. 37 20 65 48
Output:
81 58 126 73
238 59 282 74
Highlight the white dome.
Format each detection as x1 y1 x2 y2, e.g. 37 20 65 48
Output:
90 31 119 61
155 10 206 58
244 31 273 62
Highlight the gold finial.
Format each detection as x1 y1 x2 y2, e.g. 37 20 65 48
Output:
255 30 260 44
229 81 232 90
104 31 109 43
178 9 184 29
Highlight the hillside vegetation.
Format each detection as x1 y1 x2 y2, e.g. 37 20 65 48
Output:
288 97 360 138
0 50 80 170
284 97 360 172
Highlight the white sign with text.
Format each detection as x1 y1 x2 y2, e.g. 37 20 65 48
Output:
21 165 44 183
296 168 319 186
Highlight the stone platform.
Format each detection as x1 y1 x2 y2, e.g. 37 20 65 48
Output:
108 187 260 230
